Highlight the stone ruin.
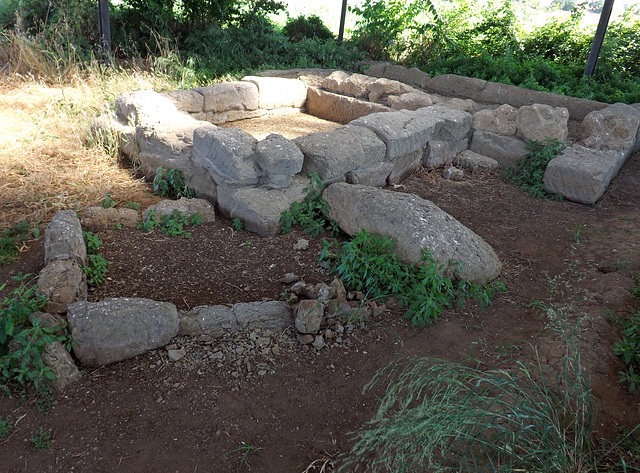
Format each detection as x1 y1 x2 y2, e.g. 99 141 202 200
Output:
33 66 640 382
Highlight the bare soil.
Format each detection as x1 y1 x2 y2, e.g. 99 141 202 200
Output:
1 118 640 471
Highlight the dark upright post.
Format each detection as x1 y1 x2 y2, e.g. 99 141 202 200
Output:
338 0 348 45
584 0 615 76
98 0 112 65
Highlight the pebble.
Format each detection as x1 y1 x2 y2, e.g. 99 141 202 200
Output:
167 348 186 361
297 333 315 345
312 335 325 351
279 273 300 284
293 238 310 251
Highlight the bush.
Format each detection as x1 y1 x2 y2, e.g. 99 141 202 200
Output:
504 139 566 199
283 15 334 43
614 310 640 393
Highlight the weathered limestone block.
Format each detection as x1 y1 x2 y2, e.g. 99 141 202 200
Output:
439 98 477 113
472 104 518 136
37 258 87 314
351 110 439 183
368 77 416 104
322 71 376 99
217 176 308 236
425 74 488 101
45 210 86 266
194 81 259 113
454 150 499 171
346 162 394 186
90 113 138 157
162 89 204 115
306 88 390 124
383 65 430 89
580 103 640 152
192 127 259 185
517 104 569 142
296 299 327 334
417 105 473 142
233 301 291 331
424 139 469 168
206 109 266 125
323 183 502 284
294 125 386 183
67 298 179 366
115 90 180 127
242 76 307 110
41 342 81 391
180 301 291 335
388 92 434 111
147 197 215 223
470 130 528 169
82 207 139 231
321 70 350 94
256 133 304 188
543 144 627 204
363 62 389 78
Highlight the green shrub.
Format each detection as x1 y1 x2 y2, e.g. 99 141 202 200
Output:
30 426 52 450
100 192 116 209
613 310 640 393
0 220 41 266
82 231 103 255
153 167 195 200
504 138 566 200
82 254 108 286
280 173 340 237
231 218 245 231
138 209 202 238
319 230 505 327
283 15 334 43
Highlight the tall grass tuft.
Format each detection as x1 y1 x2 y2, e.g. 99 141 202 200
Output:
340 339 602 472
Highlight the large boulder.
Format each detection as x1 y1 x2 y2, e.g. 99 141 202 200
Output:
470 130 528 169
162 89 205 118
45 210 86 266
82 207 139 231
580 103 640 153
368 78 416 104
115 90 180 128
192 127 259 185
306 88 390 124
472 104 518 136
321 71 376 99
543 144 627 204
516 104 569 142
388 92 434 111
36 258 87 314
294 125 386 184
194 81 259 114
323 183 502 284
242 76 307 110
256 133 304 188
67 298 179 366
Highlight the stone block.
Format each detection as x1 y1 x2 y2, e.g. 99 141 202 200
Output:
580 103 640 152
45 210 86 266
517 104 569 142
425 74 487 101
296 299 327 334
306 88 390 124
346 162 394 186
424 139 469 168
368 78 416 104
242 76 307 109
439 98 477 113
388 92 433 111
454 150 499 171
383 65 430 88
194 81 259 113
192 127 259 185
472 104 518 136
363 62 389 78
115 90 181 127
470 130 528 169
205 109 266 125
256 133 304 189
147 197 215 223
416 105 472 141
37 258 87 314
42 342 81 391
162 89 204 114
82 207 139 231
543 144 627 204
295 125 386 183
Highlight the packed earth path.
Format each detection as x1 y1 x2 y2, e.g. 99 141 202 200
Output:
1 115 640 471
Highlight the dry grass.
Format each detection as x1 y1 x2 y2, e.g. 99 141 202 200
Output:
0 35 181 231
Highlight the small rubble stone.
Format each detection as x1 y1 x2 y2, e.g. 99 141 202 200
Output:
82 207 139 231
293 239 309 251
167 348 187 361
279 273 300 284
442 166 464 181
295 299 327 334
312 335 326 351
297 333 315 345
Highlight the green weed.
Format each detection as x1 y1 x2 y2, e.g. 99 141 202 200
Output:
100 192 116 208
35 385 56 414
613 310 640 393
280 173 340 237
503 138 566 199
153 167 195 200
125 202 140 210
0 220 41 266
82 231 103 255
30 426 53 450
138 209 202 238
232 218 245 231
319 230 505 328
82 254 108 286
224 442 265 472
0 416 11 439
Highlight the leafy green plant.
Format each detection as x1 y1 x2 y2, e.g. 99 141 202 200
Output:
125 202 140 210
504 138 566 199
82 231 103 255
30 426 53 450
0 220 41 266
138 209 202 238
138 209 160 232
340 339 605 472
283 14 334 43
232 218 245 231
319 230 505 328
100 192 116 208
280 173 339 237
0 416 12 439
0 274 68 393
224 442 264 471
153 167 195 199
82 254 108 286
614 310 640 393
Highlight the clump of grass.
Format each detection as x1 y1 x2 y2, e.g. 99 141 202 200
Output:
504 138 566 199
81 231 107 287
319 230 505 327
613 310 640 393
30 426 53 450
0 220 40 266
340 340 601 472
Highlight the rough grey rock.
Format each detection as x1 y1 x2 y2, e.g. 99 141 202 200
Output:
321 70 350 93
90 112 138 157
296 299 327 334
346 162 394 186
181 301 291 335
424 139 469 168
256 133 304 188
368 77 416 104
295 125 386 183
470 130 528 169
382 65 430 89
162 89 204 115
306 88 390 124
147 197 215 223
36 258 87 314
439 98 477 113
216 176 307 236
443 166 464 181
543 144 627 204
321 71 375 99
293 238 309 251
115 90 180 127
192 127 259 185
45 210 86 266
472 104 518 136
454 150 499 170
42 342 81 391
580 103 640 152
67 298 179 366
516 104 569 142
388 92 434 110
242 76 307 110
323 183 502 283
82 207 139 231
194 81 259 113
417 105 472 142
167 348 186 361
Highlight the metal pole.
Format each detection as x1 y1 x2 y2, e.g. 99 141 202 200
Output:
584 0 615 76
338 0 348 45
98 0 112 65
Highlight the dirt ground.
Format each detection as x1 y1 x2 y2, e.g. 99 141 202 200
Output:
1 114 640 471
